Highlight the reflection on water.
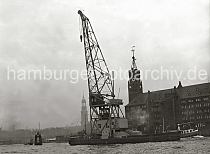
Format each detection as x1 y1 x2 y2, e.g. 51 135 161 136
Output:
0 137 210 154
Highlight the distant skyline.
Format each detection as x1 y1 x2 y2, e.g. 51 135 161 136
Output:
0 0 209 129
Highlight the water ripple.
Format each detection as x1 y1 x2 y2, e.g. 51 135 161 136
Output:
0 137 210 154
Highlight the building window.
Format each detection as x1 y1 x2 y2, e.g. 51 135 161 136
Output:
196 98 201 102
188 99 193 103
203 97 209 101
181 100 186 103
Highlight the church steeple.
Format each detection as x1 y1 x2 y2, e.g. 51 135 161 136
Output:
81 93 88 131
128 46 143 103
131 46 137 70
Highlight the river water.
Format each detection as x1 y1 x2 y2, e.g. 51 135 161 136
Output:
0 137 210 154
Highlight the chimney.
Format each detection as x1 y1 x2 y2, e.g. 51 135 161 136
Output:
177 81 182 88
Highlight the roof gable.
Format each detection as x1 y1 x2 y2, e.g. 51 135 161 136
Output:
176 82 210 99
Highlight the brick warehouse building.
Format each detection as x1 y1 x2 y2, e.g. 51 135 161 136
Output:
125 51 210 135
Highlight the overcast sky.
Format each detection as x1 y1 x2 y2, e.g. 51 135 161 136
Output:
0 0 209 129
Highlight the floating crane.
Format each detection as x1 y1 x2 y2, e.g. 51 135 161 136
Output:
69 10 181 145
78 10 127 139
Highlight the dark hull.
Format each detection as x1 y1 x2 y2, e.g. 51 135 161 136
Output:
34 132 42 145
34 143 42 145
69 131 180 145
0 140 13 145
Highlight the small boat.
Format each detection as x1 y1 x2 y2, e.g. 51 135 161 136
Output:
24 139 33 145
34 122 43 145
180 128 199 138
178 123 199 138
34 131 42 145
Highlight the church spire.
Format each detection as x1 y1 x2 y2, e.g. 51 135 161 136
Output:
131 46 137 70
82 92 86 106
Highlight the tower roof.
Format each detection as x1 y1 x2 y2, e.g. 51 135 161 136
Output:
82 91 85 99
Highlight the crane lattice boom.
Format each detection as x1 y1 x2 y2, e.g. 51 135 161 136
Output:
78 10 114 104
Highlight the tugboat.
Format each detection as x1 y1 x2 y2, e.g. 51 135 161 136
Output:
34 122 43 145
34 131 42 145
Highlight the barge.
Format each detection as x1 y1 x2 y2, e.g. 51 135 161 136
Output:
69 131 180 145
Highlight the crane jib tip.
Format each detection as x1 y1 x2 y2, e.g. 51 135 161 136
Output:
78 10 82 15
